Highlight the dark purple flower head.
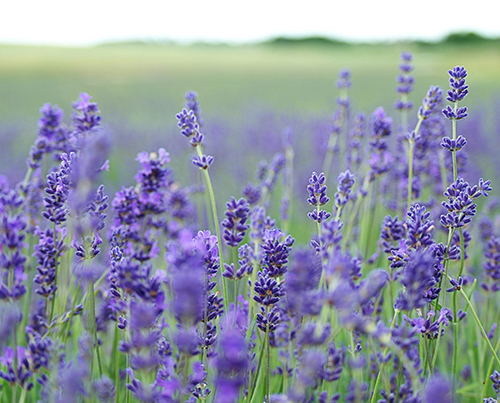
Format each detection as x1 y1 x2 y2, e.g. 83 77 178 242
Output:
334 169 355 216
406 204 434 250
418 86 443 120
176 108 204 147
396 249 437 311
380 215 406 254
221 197 250 247
307 171 330 222
72 93 101 134
261 228 294 277
442 105 468 120
440 177 491 230
135 148 170 193
192 154 214 170
253 270 283 306
42 152 75 225
484 236 500 288
446 65 469 103
440 135 467 152
371 107 392 142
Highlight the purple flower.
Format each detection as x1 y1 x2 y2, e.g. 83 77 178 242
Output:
396 249 437 310
446 65 469 102
380 215 405 254
423 375 453 403
334 169 355 217
42 152 75 224
214 329 248 403
418 85 443 120
260 228 294 278
483 236 500 291
440 177 491 230
33 226 67 298
406 204 434 250
176 108 204 147
395 51 414 112
72 93 101 134
221 197 250 247
184 91 203 128
192 154 214 170
441 135 467 152
307 171 331 223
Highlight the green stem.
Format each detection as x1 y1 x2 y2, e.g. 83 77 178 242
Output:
88 278 103 378
18 385 27 403
370 309 400 403
248 331 267 403
197 155 227 313
482 329 500 399
266 321 271 403
456 285 500 366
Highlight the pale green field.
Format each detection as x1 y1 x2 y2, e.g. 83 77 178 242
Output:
1 42 499 124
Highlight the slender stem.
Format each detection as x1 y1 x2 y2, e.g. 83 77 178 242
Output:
88 278 103 378
49 223 59 324
248 330 267 403
266 320 271 403
456 285 500 366
18 385 27 403
197 152 227 311
370 309 400 403
482 328 500 399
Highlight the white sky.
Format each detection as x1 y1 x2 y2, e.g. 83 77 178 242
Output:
1 0 499 46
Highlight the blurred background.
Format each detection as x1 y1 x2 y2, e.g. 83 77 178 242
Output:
1 0 500 237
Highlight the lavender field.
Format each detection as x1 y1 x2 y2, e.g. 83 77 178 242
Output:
1 42 500 402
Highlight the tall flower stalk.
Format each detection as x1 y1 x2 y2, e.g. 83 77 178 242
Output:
176 104 227 309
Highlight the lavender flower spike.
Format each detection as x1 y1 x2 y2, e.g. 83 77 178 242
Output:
221 197 250 247
307 171 331 223
418 85 442 120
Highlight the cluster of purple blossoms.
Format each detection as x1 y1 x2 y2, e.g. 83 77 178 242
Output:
367 107 392 180
184 91 203 128
177 95 215 171
380 215 405 254
395 249 438 310
42 152 75 225
404 308 453 339
334 169 355 218
221 197 250 247
440 177 492 229
0 186 27 301
442 66 469 120
307 171 331 223
72 92 102 135
395 51 414 112
482 236 500 292
27 103 67 170
418 85 443 121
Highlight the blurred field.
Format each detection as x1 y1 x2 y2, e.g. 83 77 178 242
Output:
1 41 500 243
